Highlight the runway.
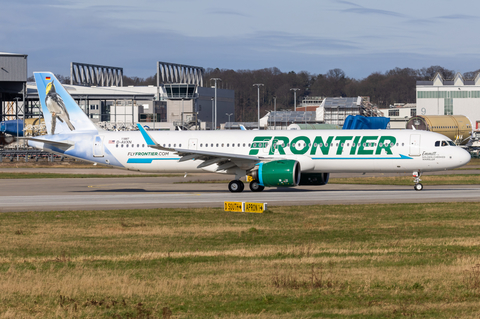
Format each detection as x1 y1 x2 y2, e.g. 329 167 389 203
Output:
1 173 479 212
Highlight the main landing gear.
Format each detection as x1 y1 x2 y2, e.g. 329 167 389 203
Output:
249 180 265 192
413 171 423 191
228 179 264 193
228 180 245 193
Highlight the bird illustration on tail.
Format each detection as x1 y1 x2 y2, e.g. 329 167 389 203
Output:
45 81 75 134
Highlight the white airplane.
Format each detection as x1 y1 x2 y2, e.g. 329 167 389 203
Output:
25 72 471 192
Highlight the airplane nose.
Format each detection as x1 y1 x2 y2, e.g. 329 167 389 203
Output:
458 148 471 166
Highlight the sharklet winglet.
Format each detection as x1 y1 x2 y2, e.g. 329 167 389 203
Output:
136 124 174 152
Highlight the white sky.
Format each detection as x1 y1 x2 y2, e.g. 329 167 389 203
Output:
3 0 480 79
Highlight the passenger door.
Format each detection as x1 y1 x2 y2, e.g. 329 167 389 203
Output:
189 138 198 150
409 134 421 156
93 135 105 157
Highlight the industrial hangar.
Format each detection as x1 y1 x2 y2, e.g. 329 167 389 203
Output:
416 72 480 131
0 53 235 136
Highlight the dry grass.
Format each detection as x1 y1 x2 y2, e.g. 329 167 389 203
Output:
2 203 480 318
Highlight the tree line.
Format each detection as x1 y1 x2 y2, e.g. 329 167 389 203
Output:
202 65 480 122
33 65 480 122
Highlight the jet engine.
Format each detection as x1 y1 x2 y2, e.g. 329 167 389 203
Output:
251 160 301 187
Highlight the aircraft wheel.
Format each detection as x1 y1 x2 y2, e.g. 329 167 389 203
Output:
249 180 265 192
414 183 423 191
228 180 244 193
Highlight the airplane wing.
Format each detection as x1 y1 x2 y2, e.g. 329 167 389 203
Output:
136 124 261 171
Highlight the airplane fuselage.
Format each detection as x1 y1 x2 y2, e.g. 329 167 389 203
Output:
29 72 472 192
31 129 470 175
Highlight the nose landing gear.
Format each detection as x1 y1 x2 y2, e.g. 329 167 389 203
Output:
413 171 423 191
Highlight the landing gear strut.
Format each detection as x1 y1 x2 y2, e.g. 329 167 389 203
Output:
413 171 423 191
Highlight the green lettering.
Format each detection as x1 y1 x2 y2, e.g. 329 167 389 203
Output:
350 136 361 155
310 136 334 155
269 136 289 155
249 136 272 155
290 136 310 155
375 136 396 155
335 136 353 155
357 136 378 155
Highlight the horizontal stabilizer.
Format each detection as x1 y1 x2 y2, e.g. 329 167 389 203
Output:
20 137 75 147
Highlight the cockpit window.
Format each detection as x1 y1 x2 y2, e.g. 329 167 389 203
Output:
435 141 440 147
441 141 448 147
447 141 455 146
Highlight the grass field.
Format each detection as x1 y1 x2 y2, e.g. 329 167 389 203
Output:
2 203 480 318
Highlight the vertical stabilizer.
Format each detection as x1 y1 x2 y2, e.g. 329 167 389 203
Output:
34 72 98 135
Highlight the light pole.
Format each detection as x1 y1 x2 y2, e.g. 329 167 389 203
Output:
253 83 264 129
290 88 300 111
211 98 214 130
273 96 277 130
210 78 221 130
226 113 233 129
14 97 20 160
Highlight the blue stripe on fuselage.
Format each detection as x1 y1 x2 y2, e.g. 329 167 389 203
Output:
127 158 180 164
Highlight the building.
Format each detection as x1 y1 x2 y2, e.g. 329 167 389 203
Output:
378 103 417 129
256 96 382 129
0 52 28 122
2 58 234 132
416 72 480 131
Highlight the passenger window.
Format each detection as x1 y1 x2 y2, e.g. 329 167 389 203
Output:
121 144 124 148
116 144 118 148
227 144 229 147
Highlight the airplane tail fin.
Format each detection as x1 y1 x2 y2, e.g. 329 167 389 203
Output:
34 72 98 135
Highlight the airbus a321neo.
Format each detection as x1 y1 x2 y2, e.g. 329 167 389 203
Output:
25 72 471 192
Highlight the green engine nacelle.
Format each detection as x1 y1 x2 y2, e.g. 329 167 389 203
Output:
253 160 300 187
299 173 330 186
